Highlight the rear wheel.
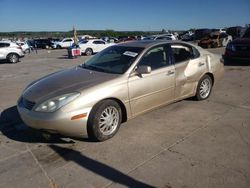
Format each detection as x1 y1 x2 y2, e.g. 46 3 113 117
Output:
85 48 93 56
7 53 19 63
195 75 213 100
24 49 30 54
87 100 122 141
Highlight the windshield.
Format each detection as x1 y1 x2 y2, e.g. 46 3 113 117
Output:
210 35 219 39
81 46 144 74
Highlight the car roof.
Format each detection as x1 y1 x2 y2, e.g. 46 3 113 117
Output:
116 40 185 48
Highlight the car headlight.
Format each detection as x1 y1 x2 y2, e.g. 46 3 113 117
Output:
35 92 80 112
226 42 236 52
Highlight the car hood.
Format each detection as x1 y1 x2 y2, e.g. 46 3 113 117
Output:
22 67 119 102
232 38 250 45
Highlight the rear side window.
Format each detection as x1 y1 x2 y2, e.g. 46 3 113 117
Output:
171 44 200 63
192 46 200 59
0 43 10 48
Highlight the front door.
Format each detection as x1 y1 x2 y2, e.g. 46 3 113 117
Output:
128 44 175 116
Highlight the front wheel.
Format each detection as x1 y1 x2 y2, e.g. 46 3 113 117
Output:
85 48 93 56
87 100 122 141
195 75 213 100
7 53 19 63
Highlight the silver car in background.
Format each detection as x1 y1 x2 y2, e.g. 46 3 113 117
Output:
17 40 224 141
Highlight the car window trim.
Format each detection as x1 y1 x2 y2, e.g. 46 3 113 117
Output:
135 44 173 72
170 43 200 64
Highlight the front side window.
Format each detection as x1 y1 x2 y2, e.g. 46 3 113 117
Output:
220 33 228 38
79 40 88 44
82 46 144 74
93 40 105 44
64 39 72 42
138 45 170 70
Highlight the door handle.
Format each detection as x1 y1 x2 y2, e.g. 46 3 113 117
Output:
198 62 205 67
167 70 175 76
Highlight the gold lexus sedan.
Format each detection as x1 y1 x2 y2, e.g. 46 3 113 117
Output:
17 40 224 141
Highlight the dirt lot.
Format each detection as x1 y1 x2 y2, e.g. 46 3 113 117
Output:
0 48 249 188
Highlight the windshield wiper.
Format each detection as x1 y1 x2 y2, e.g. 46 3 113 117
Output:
80 64 103 72
80 63 91 70
80 64 118 74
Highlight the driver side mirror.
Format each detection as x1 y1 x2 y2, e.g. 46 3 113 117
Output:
136 65 151 74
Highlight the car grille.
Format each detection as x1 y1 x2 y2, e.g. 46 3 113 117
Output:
19 97 36 110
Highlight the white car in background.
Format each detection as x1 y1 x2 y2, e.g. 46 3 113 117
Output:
164 33 178 40
78 39 115 56
52 38 74 49
143 34 177 41
0 41 25 63
16 41 30 53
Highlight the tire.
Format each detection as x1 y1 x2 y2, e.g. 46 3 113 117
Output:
7 53 19 63
24 49 30 54
87 100 122 141
57 45 62 49
195 75 213 101
85 48 93 56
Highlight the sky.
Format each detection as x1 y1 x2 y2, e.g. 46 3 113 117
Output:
0 0 250 32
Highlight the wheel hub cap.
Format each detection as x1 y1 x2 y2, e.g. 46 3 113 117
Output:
200 78 211 99
99 106 119 136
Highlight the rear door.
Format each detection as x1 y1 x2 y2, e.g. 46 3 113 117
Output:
0 43 9 60
170 43 208 100
128 44 175 116
92 40 106 52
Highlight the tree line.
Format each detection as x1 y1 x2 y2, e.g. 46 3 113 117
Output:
0 30 165 39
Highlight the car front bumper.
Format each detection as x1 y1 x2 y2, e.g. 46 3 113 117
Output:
17 101 91 138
